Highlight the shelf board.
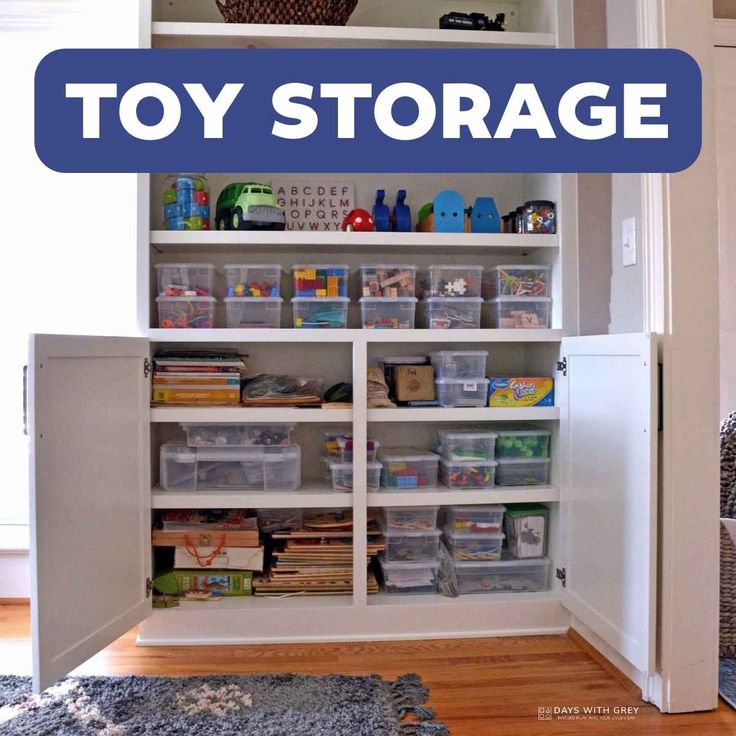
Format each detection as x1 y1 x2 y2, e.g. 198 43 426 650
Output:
150 406 352 423
150 230 559 255
367 590 557 607
151 22 556 50
368 486 559 506
367 407 560 422
361 329 562 343
166 594 356 613
151 484 351 509
149 328 356 343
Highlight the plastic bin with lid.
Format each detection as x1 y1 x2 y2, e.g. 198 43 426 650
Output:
160 443 301 491
380 506 439 532
377 555 438 594
420 297 482 329
180 423 294 448
378 525 442 562
425 264 483 298
359 297 417 329
378 448 440 489
453 557 550 594
224 264 282 297
443 526 504 561
446 505 506 533
496 428 551 459
156 296 215 329
360 264 417 297
441 458 496 489
329 461 381 492
485 296 552 329
437 429 496 462
496 457 551 486
292 297 349 328
225 297 282 328
336 436 379 463
155 262 215 296
504 504 549 559
482 265 552 299
292 264 349 297
435 378 489 407
430 350 488 379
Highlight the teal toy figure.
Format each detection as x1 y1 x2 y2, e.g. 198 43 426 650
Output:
432 190 465 233
470 197 501 233
373 189 391 232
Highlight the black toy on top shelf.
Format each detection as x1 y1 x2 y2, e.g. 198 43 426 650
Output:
439 12 506 32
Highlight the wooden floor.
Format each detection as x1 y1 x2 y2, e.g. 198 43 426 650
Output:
2 603 735 735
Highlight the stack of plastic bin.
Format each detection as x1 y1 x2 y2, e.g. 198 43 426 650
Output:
436 425 497 488
325 430 381 492
291 264 350 328
223 264 283 329
483 264 553 329
430 350 489 408
155 263 216 329
358 264 418 329
495 427 552 486
419 265 483 329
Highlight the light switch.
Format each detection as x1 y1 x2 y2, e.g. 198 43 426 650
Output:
622 217 637 267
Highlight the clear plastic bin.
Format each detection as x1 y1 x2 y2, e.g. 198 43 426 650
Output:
224 297 282 328
485 297 552 329
360 264 417 297
224 264 282 298
453 557 550 594
156 296 215 329
180 423 294 448
359 297 417 329
257 508 303 533
430 350 488 379
292 264 350 298
482 265 552 299
425 265 483 298
495 457 551 486
505 504 549 559
437 430 496 462
292 297 349 328
378 526 442 562
155 263 215 296
337 437 379 463
441 459 496 489
420 297 482 329
377 555 438 594
496 428 551 459
381 506 439 532
446 505 506 534
162 175 210 231
443 527 505 561
328 461 382 492
435 378 490 407
160 443 301 491
378 448 440 489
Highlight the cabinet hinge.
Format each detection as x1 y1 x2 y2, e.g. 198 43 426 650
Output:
556 357 567 376
146 577 154 598
556 567 567 587
143 358 152 378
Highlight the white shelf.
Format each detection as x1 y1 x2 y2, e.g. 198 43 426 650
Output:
360 329 562 343
149 328 356 343
151 22 556 50
367 407 560 422
151 484 351 509
166 594 356 613
367 591 558 607
368 486 559 506
150 406 352 423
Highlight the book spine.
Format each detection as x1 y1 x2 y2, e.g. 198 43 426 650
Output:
152 388 241 403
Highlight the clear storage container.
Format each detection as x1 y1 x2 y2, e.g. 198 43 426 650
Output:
495 457 551 486
522 200 556 234
420 297 482 329
437 429 496 462
430 350 488 379
328 461 382 492
224 264 282 298
495 428 551 459
378 526 442 562
440 459 496 489
360 264 417 297
292 297 349 328
160 443 301 491
482 265 552 299
378 448 440 489
443 527 505 561
446 505 506 534
435 378 489 407
155 263 215 296
453 557 550 594
257 508 303 533
485 297 552 329
180 423 294 448
292 264 350 298
381 506 439 532
156 296 215 329
377 555 438 594
425 265 483 298
162 175 210 231
504 504 549 559
225 297 283 328
359 297 417 329
336 437 379 463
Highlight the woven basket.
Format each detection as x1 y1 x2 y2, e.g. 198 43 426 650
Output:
721 522 736 657
215 0 358 25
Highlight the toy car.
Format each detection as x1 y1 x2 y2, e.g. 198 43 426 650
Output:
342 208 375 232
215 182 286 231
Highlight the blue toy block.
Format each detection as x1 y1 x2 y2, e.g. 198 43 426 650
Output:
470 197 501 233
176 176 195 190
168 217 186 230
200 204 210 221
164 203 181 221
433 190 465 233
395 476 419 488
373 189 391 232
393 189 411 232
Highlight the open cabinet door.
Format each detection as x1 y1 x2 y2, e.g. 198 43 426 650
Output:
29 335 151 692
559 333 657 675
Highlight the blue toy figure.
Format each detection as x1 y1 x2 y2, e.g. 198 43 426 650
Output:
373 189 391 232
433 190 465 233
392 189 411 232
470 197 501 233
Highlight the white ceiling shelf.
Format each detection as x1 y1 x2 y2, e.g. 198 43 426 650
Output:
367 486 559 507
367 407 560 422
151 22 556 50
150 406 352 423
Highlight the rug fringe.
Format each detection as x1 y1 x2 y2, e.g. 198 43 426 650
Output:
391 674 449 736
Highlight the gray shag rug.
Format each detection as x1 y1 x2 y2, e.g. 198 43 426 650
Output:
0 672 447 735
720 658 736 709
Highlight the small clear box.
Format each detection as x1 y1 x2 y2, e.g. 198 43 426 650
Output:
155 262 215 296
336 437 379 463
430 350 488 379
292 297 349 328
504 504 549 559
378 526 442 562
435 378 489 407
425 265 483 298
482 265 552 299
443 527 505 561
180 423 294 448
292 264 350 298
453 557 550 594
360 264 417 297
224 264 282 298
440 459 497 489
377 448 440 490
420 297 482 329
328 461 382 492
156 296 215 329
495 428 551 459
485 297 552 329
446 505 506 534
495 457 551 486
381 506 439 532
224 297 283 328
359 297 417 329
377 555 438 594
437 430 497 462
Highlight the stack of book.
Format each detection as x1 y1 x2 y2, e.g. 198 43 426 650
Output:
151 352 246 405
